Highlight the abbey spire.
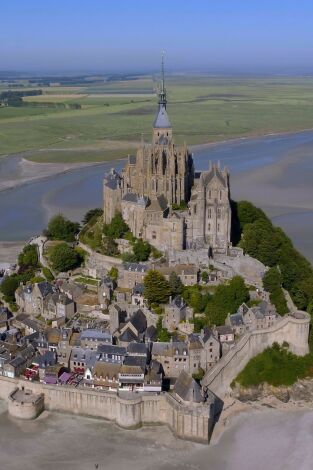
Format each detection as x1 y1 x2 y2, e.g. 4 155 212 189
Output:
153 53 172 144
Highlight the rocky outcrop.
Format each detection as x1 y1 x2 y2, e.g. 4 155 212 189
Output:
232 379 313 404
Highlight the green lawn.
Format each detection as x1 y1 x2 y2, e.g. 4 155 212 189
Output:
1 75 313 162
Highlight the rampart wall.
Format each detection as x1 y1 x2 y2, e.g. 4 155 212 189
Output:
202 313 310 397
0 376 212 444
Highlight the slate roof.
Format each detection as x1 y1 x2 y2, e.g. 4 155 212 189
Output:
70 347 97 368
229 312 244 327
173 370 204 404
146 194 168 212
122 193 148 207
152 341 188 357
153 104 171 129
119 328 138 343
123 355 147 371
145 325 157 341
129 310 147 334
127 342 147 355
80 329 112 342
132 283 144 295
170 296 186 310
123 263 148 273
37 281 54 298
202 165 227 188
32 350 56 369
202 327 215 344
105 169 121 190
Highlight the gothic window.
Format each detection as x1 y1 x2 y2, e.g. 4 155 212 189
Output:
209 190 212 199
208 223 211 231
194 205 197 215
208 208 212 218
217 208 221 219
219 190 222 200
217 223 220 232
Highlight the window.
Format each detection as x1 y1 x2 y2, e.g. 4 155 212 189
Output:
209 190 212 198
208 208 212 218
194 205 197 214
219 190 222 200
152 231 156 240
208 223 211 231
217 223 220 232
217 208 221 219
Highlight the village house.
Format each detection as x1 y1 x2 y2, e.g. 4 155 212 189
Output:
42 291 75 321
98 276 114 307
79 329 112 350
15 281 54 315
226 301 278 335
163 296 193 332
117 309 147 347
96 344 126 364
69 347 96 374
151 341 189 378
91 362 121 391
131 283 145 306
173 370 205 405
158 264 200 286
118 263 148 289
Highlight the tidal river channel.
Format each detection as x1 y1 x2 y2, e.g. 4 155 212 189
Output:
0 130 313 261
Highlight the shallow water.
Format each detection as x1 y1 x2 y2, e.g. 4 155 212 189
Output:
0 130 313 262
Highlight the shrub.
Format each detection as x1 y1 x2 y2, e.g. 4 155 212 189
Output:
45 214 80 242
49 243 82 272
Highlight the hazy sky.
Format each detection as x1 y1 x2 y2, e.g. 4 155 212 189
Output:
1 0 313 73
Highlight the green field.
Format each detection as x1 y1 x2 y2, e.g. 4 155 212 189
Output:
1 75 313 162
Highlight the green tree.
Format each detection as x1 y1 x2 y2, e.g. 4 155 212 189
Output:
45 214 80 242
133 239 151 262
263 267 282 292
49 243 82 272
201 271 209 283
82 208 103 225
18 245 38 269
103 212 129 239
205 276 249 325
102 237 119 257
0 275 19 302
108 266 118 282
144 270 170 305
169 271 184 296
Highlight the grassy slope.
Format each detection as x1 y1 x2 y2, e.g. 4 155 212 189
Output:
1 76 313 162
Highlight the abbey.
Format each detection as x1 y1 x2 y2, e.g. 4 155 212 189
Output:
103 63 231 253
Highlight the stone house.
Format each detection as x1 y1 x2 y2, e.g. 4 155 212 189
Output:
91 362 121 391
151 341 189 378
32 350 57 381
118 356 146 392
109 304 127 334
13 313 41 335
98 277 114 307
69 347 96 374
226 301 278 335
188 329 221 372
215 326 235 344
163 296 193 332
79 329 112 350
57 328 79 367
15 281 54 316
42 291 75 321
117 310 147 347
131 283 145 306
96 344 126 364
118 263 148 289
158 265 199 286
173 370 204 405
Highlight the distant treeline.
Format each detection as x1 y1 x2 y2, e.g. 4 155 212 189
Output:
0 89 81 109
0 89 42 106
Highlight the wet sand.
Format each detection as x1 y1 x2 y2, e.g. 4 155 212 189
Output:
1 398 313 470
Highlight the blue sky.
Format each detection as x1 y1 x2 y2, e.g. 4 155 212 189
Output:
1 0 313 73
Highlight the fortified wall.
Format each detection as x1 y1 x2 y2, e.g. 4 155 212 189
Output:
0 376 213 444
202 312 310 397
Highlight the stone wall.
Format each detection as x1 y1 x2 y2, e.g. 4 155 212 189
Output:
0 376 212 444
202 313 310 397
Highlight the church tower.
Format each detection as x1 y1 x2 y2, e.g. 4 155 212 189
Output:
152 54 173 145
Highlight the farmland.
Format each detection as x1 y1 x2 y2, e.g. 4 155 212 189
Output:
1 74 313 163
